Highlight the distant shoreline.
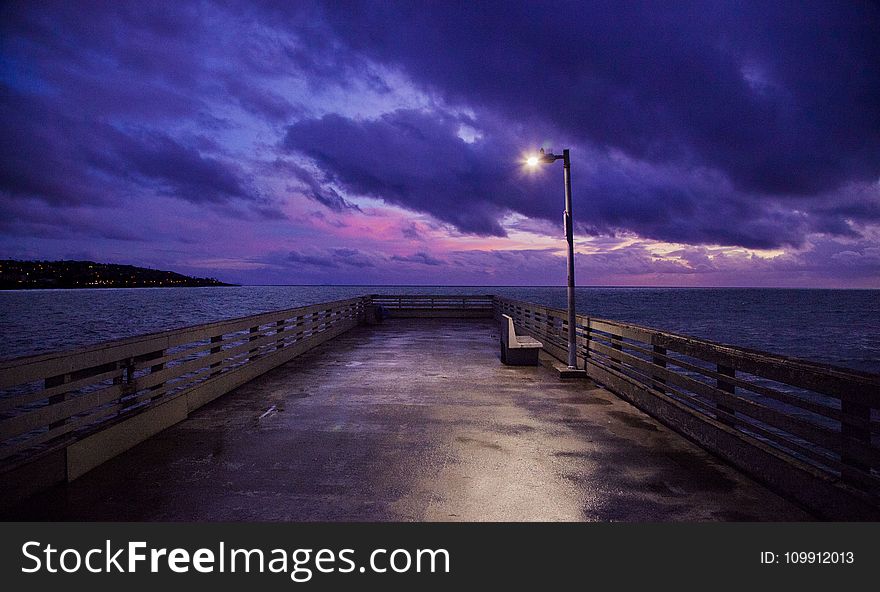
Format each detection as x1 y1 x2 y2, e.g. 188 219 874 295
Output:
0 285 236 291
0 259 236 290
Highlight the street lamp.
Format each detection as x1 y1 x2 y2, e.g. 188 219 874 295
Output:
527 148 579 370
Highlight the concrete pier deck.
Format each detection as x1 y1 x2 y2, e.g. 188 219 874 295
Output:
7 319 811 521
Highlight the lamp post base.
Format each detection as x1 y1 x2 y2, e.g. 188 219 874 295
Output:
557 367 589 380
538 354 591 380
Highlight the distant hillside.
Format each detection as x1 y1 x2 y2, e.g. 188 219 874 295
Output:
0 260 235 289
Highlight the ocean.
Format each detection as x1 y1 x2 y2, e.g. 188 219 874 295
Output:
0 286 877 374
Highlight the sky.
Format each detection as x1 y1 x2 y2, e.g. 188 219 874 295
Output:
1 1 879 287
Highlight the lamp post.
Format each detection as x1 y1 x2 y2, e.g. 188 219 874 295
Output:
527 148 578 370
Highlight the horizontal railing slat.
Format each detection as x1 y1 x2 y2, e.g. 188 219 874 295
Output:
0 383 125 442
585 330 870 428
0 298 366 465
0 366 125 414
588 350 846 469
0 298 365 389
587 339 880 465
494 295 880 499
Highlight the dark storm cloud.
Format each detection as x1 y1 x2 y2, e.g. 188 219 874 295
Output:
331 247 376 267
284 106 858 248
284 110 514 236
277 0 880 248
286 248 377 268
273 160 362 212
2 2 209 118
0 85 110 206
112 132 257 204
287 250 339 268
224 79 301 122
390 252 444 266
0 1 285 222
0 84 261 208
0 80 274 232
314 1 880 196
0 198 145 242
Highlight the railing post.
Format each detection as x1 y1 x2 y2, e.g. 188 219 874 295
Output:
210 335 223 376
841 399 872 487
249 326 260 361
651 345 666 393
610 333 623 372
118 358 135 414
276 319 285 350
45 373 71 430
581 318 590 363
113 362 124 385
716 364 736 427
125 359 135 384
148 350 165 401
110 361 125 413
556 314 562 353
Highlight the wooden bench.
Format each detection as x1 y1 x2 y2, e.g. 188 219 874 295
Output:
500 314 543 365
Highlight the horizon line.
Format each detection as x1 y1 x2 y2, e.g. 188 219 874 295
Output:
220 284 880 290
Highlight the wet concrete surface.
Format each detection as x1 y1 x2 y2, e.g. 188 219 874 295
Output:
8 319 812 521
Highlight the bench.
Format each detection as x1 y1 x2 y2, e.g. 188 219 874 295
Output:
500 314 543 365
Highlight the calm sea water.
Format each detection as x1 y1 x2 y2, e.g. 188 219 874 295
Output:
0 286 878 373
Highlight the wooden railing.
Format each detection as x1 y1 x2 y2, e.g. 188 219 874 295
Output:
494 296 880 511
0 297 365 492
3 292 877 516
369 294 494 317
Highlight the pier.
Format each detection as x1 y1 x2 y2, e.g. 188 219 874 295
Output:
1 295 878 520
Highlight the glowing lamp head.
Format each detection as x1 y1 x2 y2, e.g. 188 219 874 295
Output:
526 155 540 167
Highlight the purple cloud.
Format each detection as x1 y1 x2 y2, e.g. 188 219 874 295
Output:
284 110 514 236
390 252 443 266
287 248 377 269
313 1 880 196
0 0 878 287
